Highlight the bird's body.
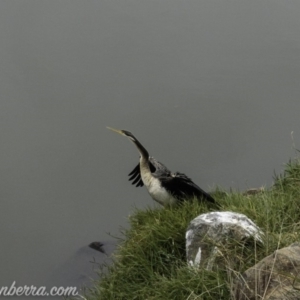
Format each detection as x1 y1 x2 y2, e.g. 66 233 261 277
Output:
107 127 217 207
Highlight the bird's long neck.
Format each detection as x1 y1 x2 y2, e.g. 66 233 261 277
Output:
133 139 153 187
132 139 149 162
131 138 151 174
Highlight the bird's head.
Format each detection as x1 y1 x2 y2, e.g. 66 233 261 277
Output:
107 127 137 143
107 126 149 158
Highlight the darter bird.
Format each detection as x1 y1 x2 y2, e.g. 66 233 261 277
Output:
107 127 217 207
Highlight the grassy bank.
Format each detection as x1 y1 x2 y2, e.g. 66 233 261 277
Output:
82 159 300 300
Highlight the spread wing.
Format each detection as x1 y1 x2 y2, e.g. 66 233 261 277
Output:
128 163 144 187
128 157 170 187
159 172 217 205
128 158 217 206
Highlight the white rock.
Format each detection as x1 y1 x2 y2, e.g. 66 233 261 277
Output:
186 211 264 268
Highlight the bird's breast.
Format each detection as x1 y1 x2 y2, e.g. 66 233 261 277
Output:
141 172 177 206
139 160 177 206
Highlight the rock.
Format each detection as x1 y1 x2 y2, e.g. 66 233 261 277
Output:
89 241 105 253
242 187 265 196
233 242 300 300
186 211 263 269
48 240 117 289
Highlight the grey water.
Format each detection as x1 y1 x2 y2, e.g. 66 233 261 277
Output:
0 0 300 298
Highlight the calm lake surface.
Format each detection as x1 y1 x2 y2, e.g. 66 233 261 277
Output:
0 1 300 298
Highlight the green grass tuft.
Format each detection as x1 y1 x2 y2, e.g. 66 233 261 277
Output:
80 158 300 300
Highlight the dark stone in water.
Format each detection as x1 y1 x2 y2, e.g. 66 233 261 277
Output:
89 241 105 253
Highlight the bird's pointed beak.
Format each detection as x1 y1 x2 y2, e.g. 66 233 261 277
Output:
107 126 125 136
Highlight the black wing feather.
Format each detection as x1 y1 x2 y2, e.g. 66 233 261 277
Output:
160 172 217 205
131 174 142 185
128 164 140 177
128 163 144 187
